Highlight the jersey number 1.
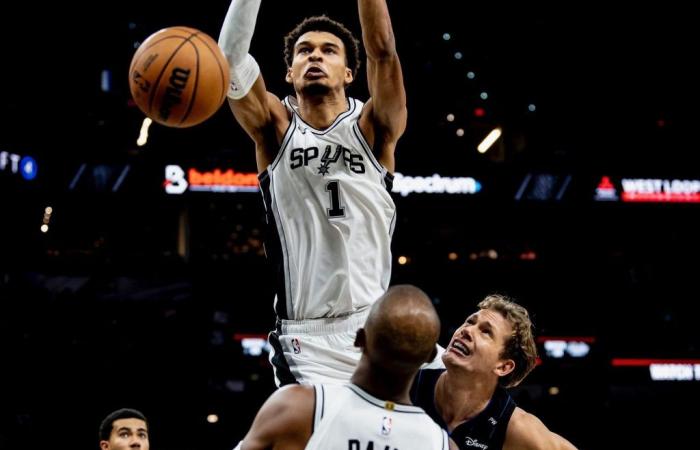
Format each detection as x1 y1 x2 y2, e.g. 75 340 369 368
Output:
326 180 345 218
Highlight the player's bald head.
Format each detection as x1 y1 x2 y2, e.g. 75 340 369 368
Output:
361 285 441 373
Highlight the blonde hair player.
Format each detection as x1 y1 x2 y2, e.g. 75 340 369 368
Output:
411 295 579 450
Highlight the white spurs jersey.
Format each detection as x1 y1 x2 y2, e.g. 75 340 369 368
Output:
305 384 450 450
259 96 396 320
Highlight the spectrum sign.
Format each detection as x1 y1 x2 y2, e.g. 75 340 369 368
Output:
164 165 259 194
594 176 700 203
392 172 482 197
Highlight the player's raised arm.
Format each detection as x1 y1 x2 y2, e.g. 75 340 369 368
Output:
218 0 288 171
357 0 407 172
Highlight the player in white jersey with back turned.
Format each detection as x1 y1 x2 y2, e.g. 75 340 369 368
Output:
233 285 458 450
218 0 441 385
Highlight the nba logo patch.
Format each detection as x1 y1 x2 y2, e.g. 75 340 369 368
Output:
291 338 301 354
381 416 392 436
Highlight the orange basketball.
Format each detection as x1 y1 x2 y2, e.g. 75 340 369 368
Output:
128 26 230 128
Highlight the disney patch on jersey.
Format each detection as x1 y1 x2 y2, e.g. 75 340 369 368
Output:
463 437 488 449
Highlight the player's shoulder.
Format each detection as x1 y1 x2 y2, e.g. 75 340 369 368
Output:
504 407 549 450
277 383 316 400
267 92 290 120
262 384 315 417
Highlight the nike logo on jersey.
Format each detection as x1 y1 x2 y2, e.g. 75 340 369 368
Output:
290 145 365 174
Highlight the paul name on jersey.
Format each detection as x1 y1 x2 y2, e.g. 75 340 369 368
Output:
348 439 398 450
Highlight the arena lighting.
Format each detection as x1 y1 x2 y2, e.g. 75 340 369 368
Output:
515 173 572 202
101 69 111 92
136 117 152 146
611 358 700 381
537 336 595 359
42 207 52 227
477 127 502 153
206 414 219 424
232 333 271 356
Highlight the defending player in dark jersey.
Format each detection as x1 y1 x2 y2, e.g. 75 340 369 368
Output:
412 295 578 450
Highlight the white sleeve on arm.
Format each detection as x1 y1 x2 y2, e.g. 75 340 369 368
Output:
218 0 262 99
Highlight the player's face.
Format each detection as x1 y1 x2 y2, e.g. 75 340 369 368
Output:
443 308 514 379
100 418 149 450
286 31 353 94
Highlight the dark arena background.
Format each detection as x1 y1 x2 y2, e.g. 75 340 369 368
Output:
1 1 699 449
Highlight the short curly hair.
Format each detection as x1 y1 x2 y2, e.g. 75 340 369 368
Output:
284 16 361 79
478 295 538 388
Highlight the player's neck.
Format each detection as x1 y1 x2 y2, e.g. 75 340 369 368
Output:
351 359 413 404
437 370 496 428
295 90 349 130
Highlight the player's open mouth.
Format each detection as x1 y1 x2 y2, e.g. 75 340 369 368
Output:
305 67 326 77
450 341 471 357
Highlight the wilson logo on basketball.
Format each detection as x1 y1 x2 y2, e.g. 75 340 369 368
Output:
159 67 191 121
129 26 229 127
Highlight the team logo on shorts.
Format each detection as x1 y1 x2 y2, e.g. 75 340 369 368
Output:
381 416 392 436
291 338 301 354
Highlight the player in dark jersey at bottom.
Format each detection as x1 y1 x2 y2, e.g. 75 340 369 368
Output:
411 295 578 450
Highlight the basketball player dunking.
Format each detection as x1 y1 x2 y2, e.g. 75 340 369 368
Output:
219 0 441 385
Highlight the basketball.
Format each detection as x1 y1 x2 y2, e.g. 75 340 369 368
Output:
128 26 230 128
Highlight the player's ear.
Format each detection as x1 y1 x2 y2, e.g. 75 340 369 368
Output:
494 358 515 378
354 328 366 349
285 67 294 84
344 67 353 86
99 440 110 450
